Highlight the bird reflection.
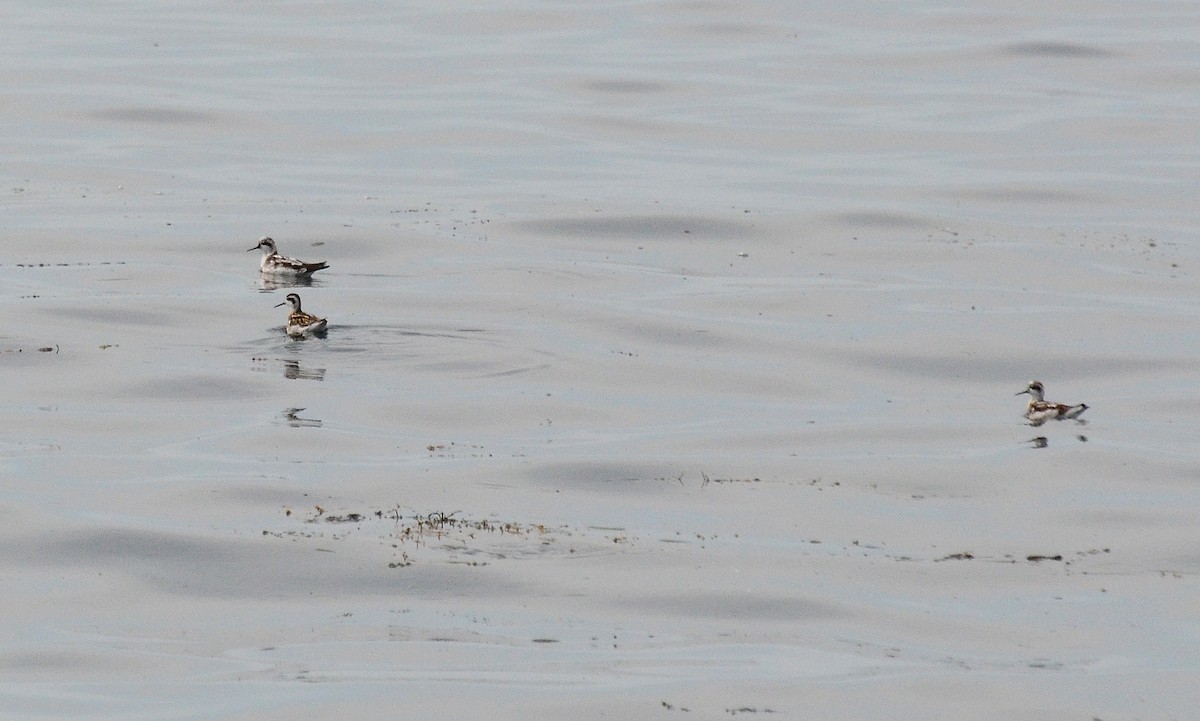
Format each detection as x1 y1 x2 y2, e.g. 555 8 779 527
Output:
258 274 317 292
283 359 325 381
281 408 322 428
1025 435 1088 449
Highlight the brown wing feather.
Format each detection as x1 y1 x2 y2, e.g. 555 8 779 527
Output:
289 311 324 326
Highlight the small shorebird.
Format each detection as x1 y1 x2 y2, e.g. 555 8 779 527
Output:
1016 380 1088 426
248 236 329 277
275 293 328 337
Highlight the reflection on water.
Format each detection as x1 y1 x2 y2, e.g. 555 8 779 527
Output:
250 357 326 381
1026 435 1088 449
283 359 325 381
258 275 319 292
280 408 322 428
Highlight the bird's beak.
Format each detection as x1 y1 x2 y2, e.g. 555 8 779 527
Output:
274 301 287 308
1015 389 1029 396
247 246 260 252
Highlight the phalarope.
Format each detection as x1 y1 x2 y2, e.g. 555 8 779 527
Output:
1016 380 1088 426
248 237 329 276
274 293 328 337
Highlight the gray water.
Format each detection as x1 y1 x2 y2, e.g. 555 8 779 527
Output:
3 2 1199 719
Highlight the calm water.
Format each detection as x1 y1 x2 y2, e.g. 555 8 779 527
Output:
3 2 1199 719
6 2 1197 232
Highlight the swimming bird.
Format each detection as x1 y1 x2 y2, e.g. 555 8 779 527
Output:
1016 380 1088 426
274 293 328 337
248 236 329 276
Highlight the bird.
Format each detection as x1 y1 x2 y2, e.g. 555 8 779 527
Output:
248 236 329 276
274 293 328 337
1016 380 1088 426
